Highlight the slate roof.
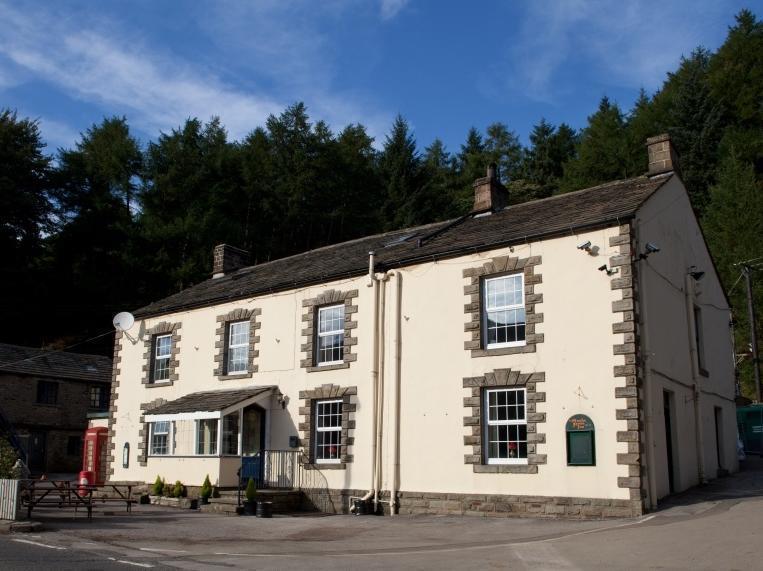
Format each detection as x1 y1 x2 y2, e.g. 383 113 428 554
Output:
0 343 112 383
135 174 673 318
146 386 275 415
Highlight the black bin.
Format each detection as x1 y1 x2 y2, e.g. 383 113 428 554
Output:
256 501 273 518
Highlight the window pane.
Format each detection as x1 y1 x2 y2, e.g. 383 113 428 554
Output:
154 356 170 381
318 305 344 334
229 321 249 345
227 345 248 373
223 413 240 455
151 422 170 455
485 389 528 462
156 335 171 357
197 419 218 455
315 400 342 462
318 332 344 364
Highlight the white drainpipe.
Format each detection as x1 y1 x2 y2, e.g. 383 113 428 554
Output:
374 271 391 512
352 252 379 513
388 271 402 515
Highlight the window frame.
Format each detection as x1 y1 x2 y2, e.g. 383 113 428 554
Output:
482 273 526 350
316 304 345 366
150 421 172 456
195 418 219 456
225 320 250 375
483 387 528 465
89 384 109 410
36 380 58 405
152 334 172 383
314 399 343 464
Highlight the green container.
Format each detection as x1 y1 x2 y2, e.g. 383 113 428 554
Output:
737 405 763 455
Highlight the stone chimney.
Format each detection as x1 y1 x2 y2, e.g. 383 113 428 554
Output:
212 244 250 278
646 134 680 177
473 163 508 212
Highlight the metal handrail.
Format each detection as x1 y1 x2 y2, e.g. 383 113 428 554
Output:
238 450 303 506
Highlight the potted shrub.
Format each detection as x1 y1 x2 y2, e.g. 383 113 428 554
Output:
172 481 184 498
243 477 257 515
152 475 164 497
200 475 212 505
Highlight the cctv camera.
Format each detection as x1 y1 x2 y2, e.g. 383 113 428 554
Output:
645 242 660 254
577 240 592 251
598 265 608 272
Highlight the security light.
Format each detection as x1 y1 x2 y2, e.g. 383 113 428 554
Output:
639 242 661 260
577 240 592 251
688 267 706 281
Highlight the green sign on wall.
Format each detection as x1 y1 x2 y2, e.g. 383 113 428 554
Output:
566 414 596 466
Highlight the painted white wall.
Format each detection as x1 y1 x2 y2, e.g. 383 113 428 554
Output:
110 179 735 504
635 176 738 500
111 225 634 499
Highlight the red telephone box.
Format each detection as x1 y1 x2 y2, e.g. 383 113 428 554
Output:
81 427 108 485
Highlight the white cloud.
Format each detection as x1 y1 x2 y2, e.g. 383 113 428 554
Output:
380 0 410 20
0 1 393 144
0 4 284 141
503 0 730 102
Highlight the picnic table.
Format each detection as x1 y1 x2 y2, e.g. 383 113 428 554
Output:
20 480 135 521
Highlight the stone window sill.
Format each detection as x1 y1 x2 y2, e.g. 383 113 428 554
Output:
303 462 347 470
218 372 254 381
470 344 535 358
472 464 539 474
306 362 350 373
146 381 173 388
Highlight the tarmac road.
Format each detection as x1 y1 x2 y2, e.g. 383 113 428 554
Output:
2 457 761 570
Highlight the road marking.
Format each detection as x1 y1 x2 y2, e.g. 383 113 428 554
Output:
12 538 67 550
139 547 188 554
214 552 298 558
108 557 154 568
214 514 659 559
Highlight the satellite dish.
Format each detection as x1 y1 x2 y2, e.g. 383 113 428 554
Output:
113 311 135 332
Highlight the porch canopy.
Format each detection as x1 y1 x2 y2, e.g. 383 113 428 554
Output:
143 386 277 422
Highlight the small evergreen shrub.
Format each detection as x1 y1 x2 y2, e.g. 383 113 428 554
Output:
245 477 256 502
152 475 163 496
172 481 184 498
200 475 212 499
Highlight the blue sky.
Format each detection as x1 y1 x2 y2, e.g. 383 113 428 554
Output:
0 0 751 154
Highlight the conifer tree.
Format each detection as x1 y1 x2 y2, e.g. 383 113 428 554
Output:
378 115 422 229
661 49 724 214
0 110 52 345
703 152 763 397
559 97 629 193
521 119 577 198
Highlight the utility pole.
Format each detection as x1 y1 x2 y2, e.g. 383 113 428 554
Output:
743 264 761 403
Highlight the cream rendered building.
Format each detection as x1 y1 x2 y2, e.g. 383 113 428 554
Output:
107 135 738 518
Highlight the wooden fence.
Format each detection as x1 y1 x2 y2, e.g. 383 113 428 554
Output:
0 479 20 520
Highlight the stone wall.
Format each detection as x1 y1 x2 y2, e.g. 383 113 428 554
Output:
301 488 642 519
0 371 109 473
